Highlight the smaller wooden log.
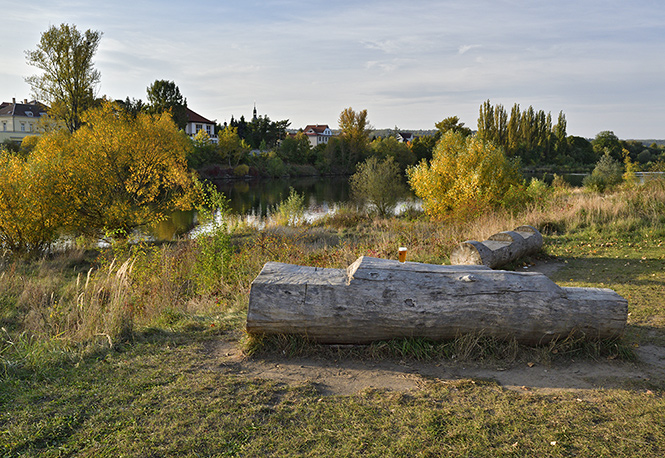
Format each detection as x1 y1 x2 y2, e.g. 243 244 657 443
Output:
450 225 543 269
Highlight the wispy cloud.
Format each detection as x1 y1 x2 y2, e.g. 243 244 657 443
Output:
458 44 482 55
2 0 665 137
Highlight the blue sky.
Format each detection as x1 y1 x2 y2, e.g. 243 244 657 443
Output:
2 0 664 139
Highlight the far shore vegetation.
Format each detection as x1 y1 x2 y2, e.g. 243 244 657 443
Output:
1 22 665 457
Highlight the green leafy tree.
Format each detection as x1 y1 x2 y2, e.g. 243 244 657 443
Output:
245 115 290 149
279 132 312 164
409 135 437 163
552 111 568 161
477 100 508 148
567 136 597 165
479 101 565 165
229 115 248 139
507 103 522 154
25 23 102 133
407 131 522 220
592 131 623 162
146 80 188 130
189 129 218 168
350 156 406 217
435 116 472 138
368 136 415 171
118 97 148 118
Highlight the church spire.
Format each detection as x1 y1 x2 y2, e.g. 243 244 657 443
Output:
252 102 257 121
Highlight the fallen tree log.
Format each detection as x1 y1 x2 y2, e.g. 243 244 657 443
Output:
450 225 543 269
246 256 627 345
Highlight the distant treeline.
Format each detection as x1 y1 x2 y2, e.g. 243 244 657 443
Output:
190 100 665 179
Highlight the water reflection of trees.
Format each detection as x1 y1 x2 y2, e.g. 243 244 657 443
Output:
151 173 583 240
212 176 352 216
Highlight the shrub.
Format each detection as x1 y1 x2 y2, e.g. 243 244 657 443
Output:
350 156 406 217
0 150 63 255
525 177 552 205
194 182 233 293
637 149 652 164
19 101 199 240
583 151 623 192
233 164 249 177
551 174 571 191
407 131 522 219
258 151 286 177
273 187 305 226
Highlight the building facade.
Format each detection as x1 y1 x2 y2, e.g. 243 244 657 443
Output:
303 124 332 147
0 98 48 143
185 107 218 143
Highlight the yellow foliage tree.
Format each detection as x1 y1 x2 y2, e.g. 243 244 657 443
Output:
0 101 199 253
407 131 522 219
57 101 197 235
218 126 250 167
0 149 64 254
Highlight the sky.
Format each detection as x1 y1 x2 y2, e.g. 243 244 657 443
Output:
1 0 664 139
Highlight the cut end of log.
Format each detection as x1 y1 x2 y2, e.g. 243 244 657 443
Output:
450 225 544 269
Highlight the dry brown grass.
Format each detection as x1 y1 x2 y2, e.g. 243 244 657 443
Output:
3 178 665 354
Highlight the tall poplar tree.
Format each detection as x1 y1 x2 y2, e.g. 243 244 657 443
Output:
25 24 102 133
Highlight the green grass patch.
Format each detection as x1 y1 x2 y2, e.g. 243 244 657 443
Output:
1 334 663 457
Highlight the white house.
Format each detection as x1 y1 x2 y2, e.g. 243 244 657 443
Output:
396 131 414 143
185 107 218 143
0 98 48 143
303 124 332 147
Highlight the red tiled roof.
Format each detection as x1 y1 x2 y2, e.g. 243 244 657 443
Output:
186 107 215 124
303 124 330 135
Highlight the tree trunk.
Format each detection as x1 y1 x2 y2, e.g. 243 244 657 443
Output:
450 225 543 269
247 256 627 345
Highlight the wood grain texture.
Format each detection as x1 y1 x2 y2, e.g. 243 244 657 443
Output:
246 256 627 345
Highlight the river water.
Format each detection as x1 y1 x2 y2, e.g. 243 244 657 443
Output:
152 172 596 240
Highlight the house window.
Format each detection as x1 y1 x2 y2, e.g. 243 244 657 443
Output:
196 124 202 133
206 125 212 135
21 123 25 132
2 122 5 131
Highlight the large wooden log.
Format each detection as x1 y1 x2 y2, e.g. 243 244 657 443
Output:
450 225 544 269
247 256 627 345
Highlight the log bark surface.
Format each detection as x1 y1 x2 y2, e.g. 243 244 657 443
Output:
450 225 544 269
246 256 627 345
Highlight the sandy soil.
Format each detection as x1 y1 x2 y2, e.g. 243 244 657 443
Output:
205 260 665 396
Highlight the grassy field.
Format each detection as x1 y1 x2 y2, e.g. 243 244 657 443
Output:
1 180 665 457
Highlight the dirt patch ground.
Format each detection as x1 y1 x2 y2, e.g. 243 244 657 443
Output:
206 340 665 396
207 260 665 396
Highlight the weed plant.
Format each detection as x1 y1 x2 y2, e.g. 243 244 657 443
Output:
272 187 305 226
